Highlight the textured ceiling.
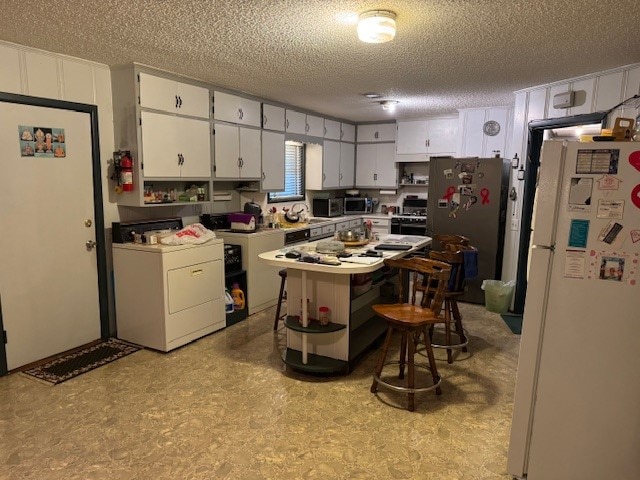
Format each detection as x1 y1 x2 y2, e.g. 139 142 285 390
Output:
1 1 639 122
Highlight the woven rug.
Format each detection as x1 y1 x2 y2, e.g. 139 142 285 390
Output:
22 338 141 385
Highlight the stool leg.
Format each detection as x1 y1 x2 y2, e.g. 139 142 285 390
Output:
399 331 408 380
451 299 468 352
422 327 442 395
444 298 453 364
274 275 286 330
371 326 394 394
407 330 416 411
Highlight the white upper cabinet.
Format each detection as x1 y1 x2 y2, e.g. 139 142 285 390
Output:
262 103 285 132
213 123 261 179
341 123 356 143
139 73 210 119
306 114 324 137
355 143 397 188
140 111 211 178
285 109 306 135
357 123 396 142
306 140 354 189
396 116 458 159
339 142 355 188
324 119 341 140
0 44 22 94
261 130 285 191
213 91 261 127
458 107 512 158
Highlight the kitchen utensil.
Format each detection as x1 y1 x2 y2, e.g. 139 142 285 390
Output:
284 203 307 223
243 202 262 218
338 229 361 242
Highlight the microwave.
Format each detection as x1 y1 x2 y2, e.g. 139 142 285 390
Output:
344 197 373 215
313 198 343 217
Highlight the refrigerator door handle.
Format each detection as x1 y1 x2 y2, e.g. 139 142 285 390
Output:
535 245 555 251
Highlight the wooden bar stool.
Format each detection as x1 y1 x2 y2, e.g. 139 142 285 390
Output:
274 269 287 330
370 257 451 412
428 248 473 363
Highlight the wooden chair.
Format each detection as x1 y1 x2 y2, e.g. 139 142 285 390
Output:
370 257 451 411
274 269 287 330
428 246 474 363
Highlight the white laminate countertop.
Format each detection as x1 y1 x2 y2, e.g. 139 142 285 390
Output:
258 235 432 274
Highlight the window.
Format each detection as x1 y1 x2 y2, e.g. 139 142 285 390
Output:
268 141 305 203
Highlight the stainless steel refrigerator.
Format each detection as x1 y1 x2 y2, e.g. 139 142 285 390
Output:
426 156 509 303
508 140 640 479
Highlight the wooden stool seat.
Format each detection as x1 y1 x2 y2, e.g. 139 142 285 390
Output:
370 257 451 412
274 269 287 330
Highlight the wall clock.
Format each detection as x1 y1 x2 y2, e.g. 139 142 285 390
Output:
483 120 500 136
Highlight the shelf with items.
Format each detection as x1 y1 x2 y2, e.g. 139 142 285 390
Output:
142 180 211 205
284 315 346 333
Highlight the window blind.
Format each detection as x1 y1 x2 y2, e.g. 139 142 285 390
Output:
269 142 305 202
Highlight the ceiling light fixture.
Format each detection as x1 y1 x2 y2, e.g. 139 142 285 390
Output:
380 100 399 110
357 10 397 44
362 92 383 99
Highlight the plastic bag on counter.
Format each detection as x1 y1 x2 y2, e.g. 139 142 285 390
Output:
159 223 216 245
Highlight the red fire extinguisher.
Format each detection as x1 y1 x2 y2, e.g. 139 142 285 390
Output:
119 151 134 192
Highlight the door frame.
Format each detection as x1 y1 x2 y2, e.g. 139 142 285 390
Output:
512 112 609 314
0 92 109 376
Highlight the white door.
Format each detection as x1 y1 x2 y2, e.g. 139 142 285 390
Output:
178 117 211 177
396 120 428 154
138 73 177 114
213 123 240 178
322 140 341 188
238 127 261 178
140 111 181 177
355 143 377 187
261 131 285 191
339 142 355 187
376 143 398 187
0 101 101 370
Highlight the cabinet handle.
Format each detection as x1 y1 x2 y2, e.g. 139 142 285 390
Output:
191 269 203 276
239 108 243 120
240 157 243 167
323 126 327 135
305 123 310 133
374 173 378 181
263 114 267 126
425 139 428 148
262 172 266 180
238 157 241 167
286 118 289 129
322 173 326 181
374 131 379 139
175 95 179 109
339 173 343 180
178 96 182 108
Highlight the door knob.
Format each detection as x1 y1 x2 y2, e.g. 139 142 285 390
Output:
84 219 92 227
86 240 97 251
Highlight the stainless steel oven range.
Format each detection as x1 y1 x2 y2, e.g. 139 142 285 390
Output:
391 198 427 236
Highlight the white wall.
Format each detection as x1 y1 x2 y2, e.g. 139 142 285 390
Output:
0 40 119 225
503 63 640 284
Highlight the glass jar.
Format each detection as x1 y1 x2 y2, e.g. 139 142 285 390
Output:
318 306 330 326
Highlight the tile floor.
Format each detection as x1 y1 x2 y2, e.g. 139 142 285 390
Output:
0 303 520 480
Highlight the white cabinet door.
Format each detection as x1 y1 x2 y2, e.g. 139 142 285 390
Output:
213 122 240 178
261 130 285 191
139 73 178 114
324 119 341 140
339 142 355 187
376 143 397 187
262 103 285 132
213 92 260 126
358 123 396 142
140 73 209 119
396 120 428 154
140 111 181 177
341 123 356 142
178 117 211 177
0 44 22 94
426 117 458 154
286 109 306 134
594 71 624 113
459 109 487 157
175 82 210 119
239 127 262 178
355 143 378 187
306 114 324 137
323 140 341 188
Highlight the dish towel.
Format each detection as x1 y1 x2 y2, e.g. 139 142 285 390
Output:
463 250 478 280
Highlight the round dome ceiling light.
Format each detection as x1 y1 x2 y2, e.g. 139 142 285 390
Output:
357 10 397 44
380 100 399 110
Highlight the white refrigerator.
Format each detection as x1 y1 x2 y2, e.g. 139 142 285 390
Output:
507 140 640 479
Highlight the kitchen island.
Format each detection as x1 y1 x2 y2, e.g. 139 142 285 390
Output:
258 235 431 374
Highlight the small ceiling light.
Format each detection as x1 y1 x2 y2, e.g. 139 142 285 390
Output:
380 100 399 110
362 92 383 99
357 10 397 44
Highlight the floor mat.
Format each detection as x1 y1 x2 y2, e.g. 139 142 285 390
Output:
501 313 523 334
22 339 141 385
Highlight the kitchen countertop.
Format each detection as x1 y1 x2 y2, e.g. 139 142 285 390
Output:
258 234 432 274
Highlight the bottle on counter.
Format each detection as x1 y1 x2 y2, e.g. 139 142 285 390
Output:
231 283 245 310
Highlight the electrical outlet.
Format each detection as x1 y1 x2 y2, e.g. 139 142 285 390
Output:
511 218 520 231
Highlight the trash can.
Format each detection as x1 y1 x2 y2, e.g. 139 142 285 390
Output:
481 280 516 314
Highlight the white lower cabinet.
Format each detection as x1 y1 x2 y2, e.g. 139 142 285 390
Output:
216 231 285 315
213 123 261 179
113 240 226 352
